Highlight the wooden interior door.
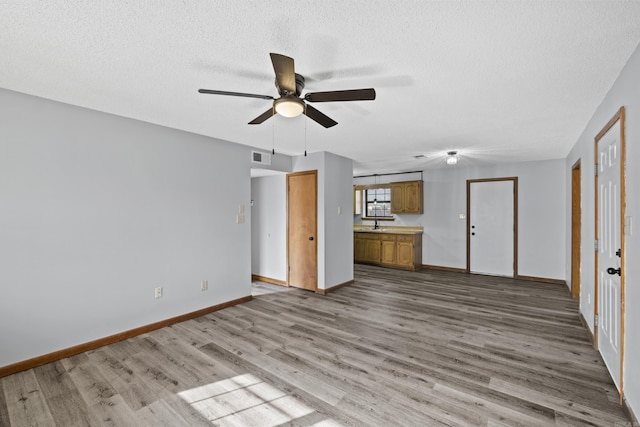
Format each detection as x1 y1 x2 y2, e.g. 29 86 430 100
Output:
287 170 317 291
467 178 517 277
571 161 581 299
595 109 625 393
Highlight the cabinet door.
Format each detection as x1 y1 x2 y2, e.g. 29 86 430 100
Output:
353 188 362 215
381 240 396 264
364 239 381 263
390 183 405 213
396 241 414 268
354 236 366 262
404 181 422 214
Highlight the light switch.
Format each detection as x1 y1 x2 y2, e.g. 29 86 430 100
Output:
458 213 466 220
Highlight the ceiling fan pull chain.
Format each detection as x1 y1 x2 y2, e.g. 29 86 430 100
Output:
304 108 308 157
272 117 276 155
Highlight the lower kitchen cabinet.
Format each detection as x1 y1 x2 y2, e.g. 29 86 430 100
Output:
354 232 422 271
354 232 382 264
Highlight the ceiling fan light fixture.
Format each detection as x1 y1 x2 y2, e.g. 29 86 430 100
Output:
274 97 304 118
446 151 459 165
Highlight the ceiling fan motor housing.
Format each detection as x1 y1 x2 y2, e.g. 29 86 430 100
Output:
275 73 305 96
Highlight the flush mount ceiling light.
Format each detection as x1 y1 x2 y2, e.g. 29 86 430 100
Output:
446 151 459 165
274 97 305 118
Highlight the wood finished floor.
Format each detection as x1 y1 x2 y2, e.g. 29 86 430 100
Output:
0 264 628 426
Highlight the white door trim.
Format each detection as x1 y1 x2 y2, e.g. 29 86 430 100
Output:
594 106 626 399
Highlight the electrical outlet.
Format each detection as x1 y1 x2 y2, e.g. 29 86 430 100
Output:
201 280 208 291
155 287 163 299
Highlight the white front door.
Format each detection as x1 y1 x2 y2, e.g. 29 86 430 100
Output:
469 179 515 277
597 120 622 390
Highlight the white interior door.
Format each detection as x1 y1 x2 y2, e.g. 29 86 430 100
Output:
597 120 622 390
469 180 515 277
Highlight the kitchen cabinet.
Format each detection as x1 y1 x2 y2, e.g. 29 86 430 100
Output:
353 187 362 215
380 235 397 264
354 231 422 270
390 180 423 214
354 232 381 263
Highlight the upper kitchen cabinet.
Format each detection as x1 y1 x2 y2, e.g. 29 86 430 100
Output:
390 180 423 214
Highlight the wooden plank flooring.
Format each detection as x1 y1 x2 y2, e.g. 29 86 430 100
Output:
0 264 628 426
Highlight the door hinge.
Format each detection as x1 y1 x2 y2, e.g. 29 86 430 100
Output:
594 239 599 251
594 163 599 177
595 314 599 327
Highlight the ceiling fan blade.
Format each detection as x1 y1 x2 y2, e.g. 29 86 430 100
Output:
270 53 296 95
248 107 275 125
198 89 274 100
304 104 338 128
304 88 376 103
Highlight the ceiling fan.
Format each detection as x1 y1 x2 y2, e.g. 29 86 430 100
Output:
198 53 376 128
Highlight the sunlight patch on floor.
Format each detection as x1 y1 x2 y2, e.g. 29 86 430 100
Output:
178 373 341 426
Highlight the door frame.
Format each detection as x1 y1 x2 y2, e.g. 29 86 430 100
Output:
593 106 626 398
286 170 318 291
466 177 518 277
571 160 581 299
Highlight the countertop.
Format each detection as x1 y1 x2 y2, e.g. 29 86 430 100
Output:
353 225 423 235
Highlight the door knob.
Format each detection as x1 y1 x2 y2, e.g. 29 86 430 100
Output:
309 236 314 241
607 267 621 276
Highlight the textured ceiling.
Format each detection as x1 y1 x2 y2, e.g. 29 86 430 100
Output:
2 1 640 174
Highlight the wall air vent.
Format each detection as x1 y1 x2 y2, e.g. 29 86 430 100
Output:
251 150 271 166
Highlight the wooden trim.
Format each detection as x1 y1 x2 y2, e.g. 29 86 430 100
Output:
622 397 639 426
579 311 595 346
571 160 582 299
466 177 518 277
516 275 566 286
354 183 391 190
619 106 626 402
251 274 287 286
316 280 354 295
0 295 252 379
422 264 467 273
593 106 626 399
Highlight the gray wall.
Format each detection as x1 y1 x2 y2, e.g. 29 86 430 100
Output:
0 89 253 367
565 43 640 415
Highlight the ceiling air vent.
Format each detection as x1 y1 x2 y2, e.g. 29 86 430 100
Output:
251 151 271 166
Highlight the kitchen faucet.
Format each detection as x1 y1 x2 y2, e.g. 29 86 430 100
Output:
374 217 379 229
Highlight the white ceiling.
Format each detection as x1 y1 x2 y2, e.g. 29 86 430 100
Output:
2 1 640 175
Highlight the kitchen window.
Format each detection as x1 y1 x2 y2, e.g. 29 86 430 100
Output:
365 188 391 217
